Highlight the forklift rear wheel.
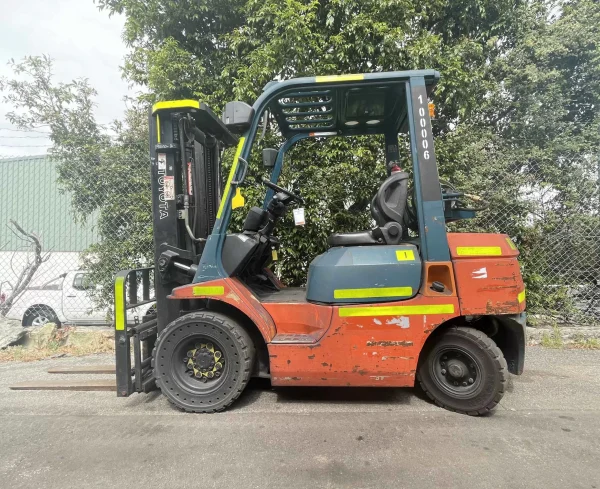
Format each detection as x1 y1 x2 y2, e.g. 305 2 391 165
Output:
417 327 507 415
152 312 255 413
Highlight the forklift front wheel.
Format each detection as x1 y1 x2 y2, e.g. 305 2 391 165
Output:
417 327 508 416
152 312 255 413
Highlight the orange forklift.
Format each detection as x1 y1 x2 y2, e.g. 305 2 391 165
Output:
108 70 526 415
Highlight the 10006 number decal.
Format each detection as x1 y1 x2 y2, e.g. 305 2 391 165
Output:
417 94 430 160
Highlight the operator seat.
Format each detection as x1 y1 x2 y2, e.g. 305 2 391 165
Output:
328 166 409 247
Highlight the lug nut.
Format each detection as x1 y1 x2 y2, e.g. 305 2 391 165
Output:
187 350 194 358
441 369 447 375
462 382 468 387
468 378 474 384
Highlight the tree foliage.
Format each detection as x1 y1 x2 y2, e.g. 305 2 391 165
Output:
2 0 599 319
0 56 151 307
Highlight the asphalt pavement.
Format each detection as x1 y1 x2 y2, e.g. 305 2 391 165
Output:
0 346 599 489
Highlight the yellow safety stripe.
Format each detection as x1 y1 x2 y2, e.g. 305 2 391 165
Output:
396 249 415 261
334 287 413 300
192 286 225 296
505 237 517 250
339 304 455 317
456 246 502 256
216 137 245 219
151 99 200 114
518 290 526 303
316 74 364 83
114 276 125 331
156 115 161 143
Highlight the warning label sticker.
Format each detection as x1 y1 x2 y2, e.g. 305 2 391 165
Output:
164 175 175 200
158 153 166 170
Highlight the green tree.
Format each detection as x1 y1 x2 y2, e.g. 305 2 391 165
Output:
4 0 600 321
99 0 600 321
0 55 152 307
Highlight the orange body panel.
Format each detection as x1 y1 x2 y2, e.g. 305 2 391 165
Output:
168 232 524 387
170 278 277 342
268 295 459 387
262 301 332 337
453 258 525 315
447 233 525 315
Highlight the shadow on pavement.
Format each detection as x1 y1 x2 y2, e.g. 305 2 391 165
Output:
231 377 432 411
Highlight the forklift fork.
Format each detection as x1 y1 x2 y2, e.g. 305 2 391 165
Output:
114 267 157 397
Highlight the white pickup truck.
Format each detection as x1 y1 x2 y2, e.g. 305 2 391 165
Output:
4 270 154 327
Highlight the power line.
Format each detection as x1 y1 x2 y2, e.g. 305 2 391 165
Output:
0 127 51 135
0 135 51 139
0 144 52 148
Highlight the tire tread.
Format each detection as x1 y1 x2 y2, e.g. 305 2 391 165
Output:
152 311 254 413
417 326 508 416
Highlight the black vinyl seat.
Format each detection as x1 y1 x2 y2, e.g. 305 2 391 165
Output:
328 168 409 247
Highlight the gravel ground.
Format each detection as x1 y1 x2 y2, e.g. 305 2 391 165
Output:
0 346 599 488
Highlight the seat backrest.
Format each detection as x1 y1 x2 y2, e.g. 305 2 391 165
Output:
370 171 409 226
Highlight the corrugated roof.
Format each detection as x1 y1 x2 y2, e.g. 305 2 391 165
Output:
0 155 98 251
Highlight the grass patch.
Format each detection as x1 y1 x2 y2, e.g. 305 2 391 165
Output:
570 336 600 350
540 325 564 349
0 333 114 362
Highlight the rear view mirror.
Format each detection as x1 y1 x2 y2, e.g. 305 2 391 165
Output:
222 101 255 134
262 148 278 168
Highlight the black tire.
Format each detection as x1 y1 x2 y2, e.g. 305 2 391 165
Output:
417 327 507 415
152 312 255 413
23 306 61 328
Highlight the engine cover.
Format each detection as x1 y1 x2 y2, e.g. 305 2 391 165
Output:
306 244 421 304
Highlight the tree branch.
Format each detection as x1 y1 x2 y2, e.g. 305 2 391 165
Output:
0 220 47 317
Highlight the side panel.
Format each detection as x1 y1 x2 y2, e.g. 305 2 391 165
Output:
262 302 332 337
306 245 422 304
169 278 276 342
453 259 525 315
448 233 525 315
269 295 459 387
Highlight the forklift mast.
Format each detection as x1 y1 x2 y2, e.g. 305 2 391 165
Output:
148 101 238 334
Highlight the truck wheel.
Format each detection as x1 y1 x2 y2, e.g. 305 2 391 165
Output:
417 327 507 415
23 306 61 328
152 312 255 413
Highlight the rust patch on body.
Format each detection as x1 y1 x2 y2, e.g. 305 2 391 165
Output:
308 354 315 359
366 340 413 347
321 362 329 367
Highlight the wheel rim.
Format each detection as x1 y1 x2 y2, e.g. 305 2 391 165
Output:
431 347 482 398
171 335 229 394
31 315 50 327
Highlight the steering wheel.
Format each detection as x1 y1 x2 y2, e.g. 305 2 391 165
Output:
262 179 305 204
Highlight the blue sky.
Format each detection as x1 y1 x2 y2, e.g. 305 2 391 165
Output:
0 0 131 157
